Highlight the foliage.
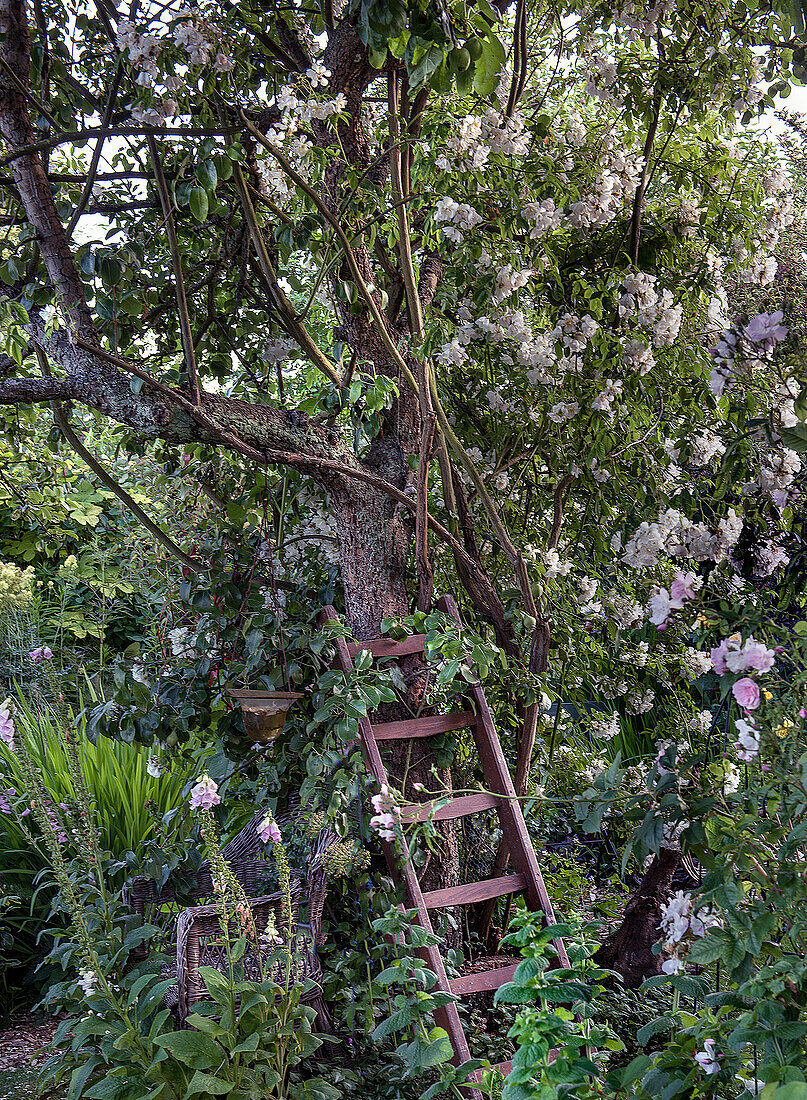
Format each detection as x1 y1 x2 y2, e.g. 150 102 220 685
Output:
0 691 198 991
493 914 623 1099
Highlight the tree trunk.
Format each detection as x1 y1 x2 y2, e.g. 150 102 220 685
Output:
594 845 681 987
329 476 460 900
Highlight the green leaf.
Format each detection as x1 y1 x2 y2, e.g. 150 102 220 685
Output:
782 423 807 452
636 1015 676 1046
85 1079 143 1100
772 1085 807 1100
155 1030 223 1069
472 34 506 97
687 934 725 965
188 186 209 223
196 160 218 191
184 1071 234 1098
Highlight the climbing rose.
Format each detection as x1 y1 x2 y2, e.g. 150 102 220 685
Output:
258 815 282 844
29 646 53 664
741 639 776 673
732 678 760 711
369 811 398 841
743 310 787 350
189 774 220 810
669 570 700 604
734 718 760 762
648 588 673 627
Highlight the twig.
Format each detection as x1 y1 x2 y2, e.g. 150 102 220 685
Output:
415 413 436 611
232 163 342 388
146 131 201 404
35 347 206 573
242 115 420 395
66 63 122 238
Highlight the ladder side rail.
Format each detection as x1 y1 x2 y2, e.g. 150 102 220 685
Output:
318 605 476 1073
436 595 570 968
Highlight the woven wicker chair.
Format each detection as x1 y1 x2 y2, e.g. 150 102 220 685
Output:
123 806 337 1027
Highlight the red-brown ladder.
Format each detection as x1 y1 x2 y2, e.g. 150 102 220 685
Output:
320 594 568 1084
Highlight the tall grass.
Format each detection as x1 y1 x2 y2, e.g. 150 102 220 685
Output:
0 693 195 859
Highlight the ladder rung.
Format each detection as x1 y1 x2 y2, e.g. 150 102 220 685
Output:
422 873 527 909
346 634 426 658
449 963 518 996
372 711 476 741
399 792 502 824
495 1061 512 1075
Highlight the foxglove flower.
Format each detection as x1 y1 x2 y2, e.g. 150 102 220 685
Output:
189 774 220 810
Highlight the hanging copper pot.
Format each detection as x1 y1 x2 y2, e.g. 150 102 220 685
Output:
228 689 304 744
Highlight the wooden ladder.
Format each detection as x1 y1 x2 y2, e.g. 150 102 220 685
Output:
320 595 568 1086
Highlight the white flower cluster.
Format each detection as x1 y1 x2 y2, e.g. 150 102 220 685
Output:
680 647 712 681
609 595 645 631
541 547 573 578
622 507 743 567
168 625 197 659
752 449 801 502
493 263 532 303
751 539 790 577
578 575 602 616
117 9 234 123
591 377 623 416
627 689 655 714
613 0 676 40
659 890 718 974
521 198 563 239
568 151 643 231
621 336 655 375
433 196 485 243
549 401 580 422
734 188 794 286
590 711 620 739
437 109 530 172
685 429 726 466
618 272 683 349
263 337 297 365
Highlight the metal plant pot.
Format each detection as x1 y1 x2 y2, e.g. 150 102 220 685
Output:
228 689 304 744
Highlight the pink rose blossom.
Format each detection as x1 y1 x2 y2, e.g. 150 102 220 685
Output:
670 571 700 605
799 708 807 719
189 774 220 810
648 588 673 627
732 678 760 711
29 647 53 664
258 815 282 844
742 640 775 673
710 641 730 675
